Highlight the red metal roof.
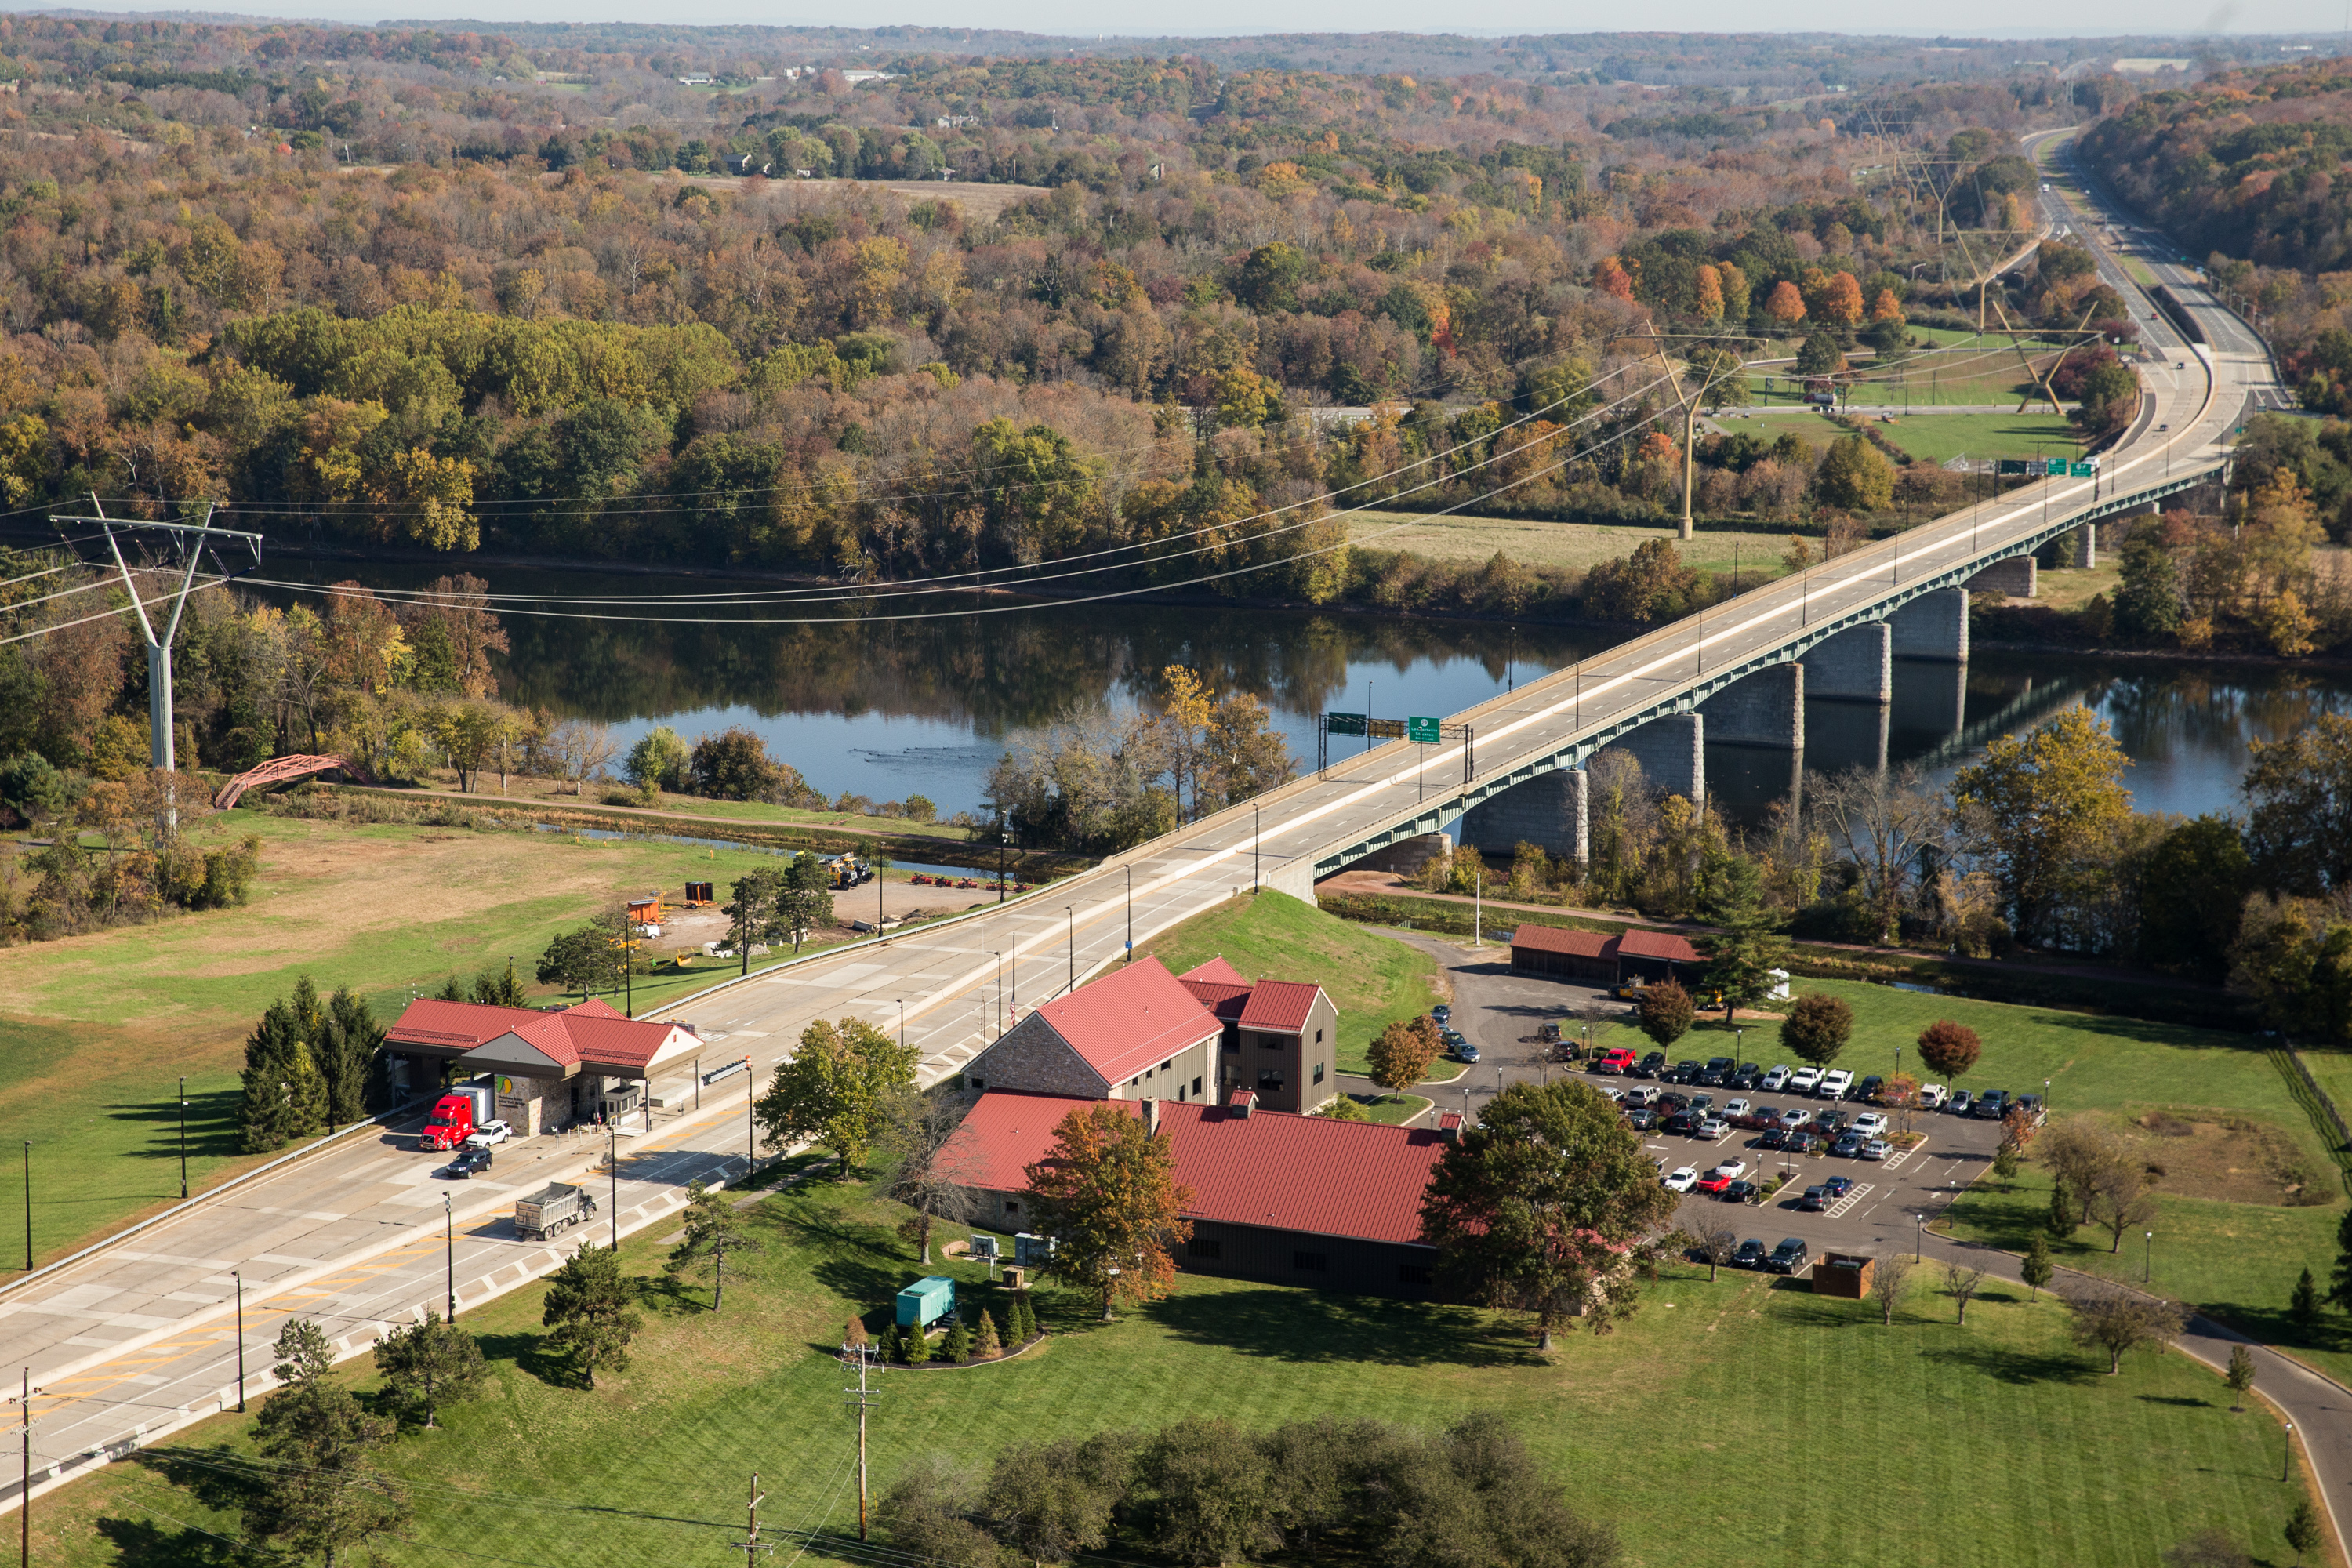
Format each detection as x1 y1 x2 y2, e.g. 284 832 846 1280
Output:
1178 957 1247 985
1237 979 1323 1033
386 997 695 1076
948 1091 1443 1247
1029 956 1220 1085
1508 924 1612 959
1180 978 1253 1022
1617 929 1701 964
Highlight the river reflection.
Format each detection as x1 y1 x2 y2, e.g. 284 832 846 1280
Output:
258 563 2350 822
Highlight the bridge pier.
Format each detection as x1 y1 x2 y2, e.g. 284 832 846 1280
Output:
2074 523 2098 569
1352 831 1454 879
1602 713 1704 808
1965 556 2036 598
1461 769 1588 866
1893 660 1967 740
1799 623 1891 704
1697 662 1803 749
1889 588 1969 663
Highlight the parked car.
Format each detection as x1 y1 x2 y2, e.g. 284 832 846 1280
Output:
1722 1098 1753 1123
1621 1087 1653 1110
1755 1127 1789 1150
1851 1112 1889 1138
1668 1060 1702 1083
1860 1139 1892 1161
1454 1042 1481 1064
2012 1094 2047 1126
1636 1051 1668 1078
1538 1021 1561 1043
1733 1239 1769 1269
1708 1160 1750 1184
1431 1005 1451 1025
1747 1104 1783 1131
1697 1116 1730 1141
1782 1131 1827 1156
1973 1089 2010 1120
1819 1069 1853 1100
1777 1107 1812 1131
1768 1237 1811 1273
1664 1167 1700 1192
1722 1179 1759 1203
1594 1048 1640 1076
1788 1066 1823 1095
1686 1094 1716 1116
1625 1108 1659 1131
1948 1089 1974 1116
1820 1174 1856 1198
1762 1065 1793 1091
463 1120 512 1148
1855 1075 1884 1103
442 1145 493 1179
1596 1085 1626 1102
1699 1057 1735 1087
1732 1062 1764 1090
1798 1185 1831 1211
1831 1132 1866 1158
1918 1083 1947 1109
1658 1092 1692 1115
1663 1112 1698 1136
1813 1109 1850 1138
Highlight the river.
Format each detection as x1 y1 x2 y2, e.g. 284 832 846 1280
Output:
260 561 2352 829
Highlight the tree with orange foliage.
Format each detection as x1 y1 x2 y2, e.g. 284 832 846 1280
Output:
1592 256 1635 303
1024 1103 1195 1320
1869 288 1904 322
1693 264 1726 321
1762 280 1806 329
1820 271 1865 326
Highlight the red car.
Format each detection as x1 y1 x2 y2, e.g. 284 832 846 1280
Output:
1696 1161 1750 1195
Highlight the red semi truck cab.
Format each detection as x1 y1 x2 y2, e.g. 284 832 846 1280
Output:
419 1083 492 1152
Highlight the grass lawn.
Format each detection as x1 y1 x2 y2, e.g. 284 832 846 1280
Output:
401 771 978 844
1345 1091 1433 1125
1140 890 1444 1076
0 814 868 1265
1345 512 1788 580
38 1163 2307 1568
1719 408 2082 466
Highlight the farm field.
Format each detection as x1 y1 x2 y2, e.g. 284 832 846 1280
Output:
1345 511 1788 579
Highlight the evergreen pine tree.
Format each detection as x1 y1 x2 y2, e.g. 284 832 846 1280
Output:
2021 1234 2053 1301
904 1319 931 1363
318 987 385 1128
2288 1497 2323 1565
2292 1266 2321 1327
974 1309 1002 1359
2046 1179 2074 1240
238 998 303 1153
1010 1294 1033 1343
2328 1205 2352 1312
942 1320 972 1363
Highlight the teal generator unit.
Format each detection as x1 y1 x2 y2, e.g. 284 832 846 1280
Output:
895 1275 956 1329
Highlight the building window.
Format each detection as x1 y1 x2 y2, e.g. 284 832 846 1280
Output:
969 1076 984 1094
1188 1237 1223 1260
1261 1034 1283 1050
1316 1029 1323 1043
1398 1263 1432 1286
1004 1199 1021 1216
1313 1062 1325 1084
1161 1059 1173 1073
1192 1076 1202 1096
1130 1076 1141 1087
1294 1250 1328 1272
1258 1069 1285 1093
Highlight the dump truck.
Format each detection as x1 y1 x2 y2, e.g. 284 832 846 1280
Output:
514 1182 599 1241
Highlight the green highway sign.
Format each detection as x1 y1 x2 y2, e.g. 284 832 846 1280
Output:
1368 717 1406 740
1327 712 1367 736
2068 461 2096 477
1407 716 1441 743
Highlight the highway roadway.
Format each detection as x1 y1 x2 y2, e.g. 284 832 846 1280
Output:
0 129 2288 1525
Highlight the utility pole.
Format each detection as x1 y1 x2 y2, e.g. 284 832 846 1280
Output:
841 1334 881 1540
728 1472 776 1565
14 1368 36 1568
177 1076 188 1201
49 501 261 820
444 1192 456 1320
744 1057 754 1172
232 1271 245 1413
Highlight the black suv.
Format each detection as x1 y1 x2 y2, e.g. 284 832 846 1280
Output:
1767 1238 1810 1273
1662 1111 1699 1136
1856 1075 1885 1103
444 1145 493 1179
1636 1051 1667 1079
1973 1089 2011 1120
1698 1058 1735 1087
1733 1239 1768 1269
1731 1062 1764 1091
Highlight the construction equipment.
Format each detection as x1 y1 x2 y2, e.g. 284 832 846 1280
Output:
824 853 873 890
683 881 715 907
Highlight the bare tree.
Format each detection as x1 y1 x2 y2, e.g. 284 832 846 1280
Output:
1805 764 1946 943
1694 1219 1740 1283
881 1086 984 1265
2067 1287 2189 1374
546 719 619 796
2038 1118 2127 1229
1868 1253 1915 1326
1942 1259 1991 1324
2085 1160 2159 1254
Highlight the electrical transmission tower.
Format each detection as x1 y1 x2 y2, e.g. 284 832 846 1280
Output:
46 499 262 778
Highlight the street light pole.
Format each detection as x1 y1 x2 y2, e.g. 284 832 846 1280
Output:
177 1076 188 1201
1065 906 1074 994
993 952 1004 1038
608 1127 619 1249
1123 866 1132 965
2144 1229 2153 1284
897 999 906 1056
1253 803 1260 892
2285 1421 2294 1483
232 1270 245 1413
1917 1217 1924 1263
998 832 1010 903
445 1192 456 1321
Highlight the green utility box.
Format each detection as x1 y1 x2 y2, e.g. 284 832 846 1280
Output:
895 1275 956 1329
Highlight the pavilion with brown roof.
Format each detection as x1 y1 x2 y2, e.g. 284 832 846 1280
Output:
1508 924 1703 985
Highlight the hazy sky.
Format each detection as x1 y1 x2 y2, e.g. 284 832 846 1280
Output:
4 0 2343 34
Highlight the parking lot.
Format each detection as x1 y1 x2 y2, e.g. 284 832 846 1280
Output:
1384 934 2016 1265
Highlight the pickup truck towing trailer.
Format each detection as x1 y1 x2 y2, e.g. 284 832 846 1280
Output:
514 1182 598 1240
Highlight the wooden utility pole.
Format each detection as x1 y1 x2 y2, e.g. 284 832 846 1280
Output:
13 1369 36 1568
727 1472 774 1565
842 1334 880 1539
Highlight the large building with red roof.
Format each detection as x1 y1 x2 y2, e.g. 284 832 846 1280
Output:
1507 924 1701 985
964 955 1337 1115
949 1089 1447 1300
385 997 706 1134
